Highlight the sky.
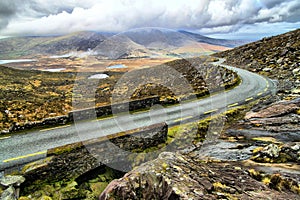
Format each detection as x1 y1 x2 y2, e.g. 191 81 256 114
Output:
0 0 299 40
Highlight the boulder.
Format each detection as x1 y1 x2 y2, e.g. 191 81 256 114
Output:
252 143 300 163
245 100 299 119
262 67 272 72
276 58 283 64
0 175 25 187
1 186 16 200
293 68 300 76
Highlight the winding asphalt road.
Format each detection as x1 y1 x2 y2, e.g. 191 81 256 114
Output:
0 59 277 171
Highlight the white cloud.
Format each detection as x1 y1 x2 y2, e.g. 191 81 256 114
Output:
203 21 300 40
0 0 299 36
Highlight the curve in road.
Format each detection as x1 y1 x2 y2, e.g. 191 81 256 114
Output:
0 59 277 170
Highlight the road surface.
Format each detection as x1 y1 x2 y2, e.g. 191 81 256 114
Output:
0 60 276 170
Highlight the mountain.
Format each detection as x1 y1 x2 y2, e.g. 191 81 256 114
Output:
0 29 245 59
93 34 152 59
215 28 300 99
178 30 249 47
0 32 107 59
124 29 196 48
33 31 106 54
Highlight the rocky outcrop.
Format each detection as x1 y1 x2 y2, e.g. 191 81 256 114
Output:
242 98 300 132
100 152 300 199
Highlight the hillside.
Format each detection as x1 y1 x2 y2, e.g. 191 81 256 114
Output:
0 57 239 133
0 30 244 60
179 30 248 47
215 28 300 99
0 32 107 59
124 28 204 49
93 34 152 59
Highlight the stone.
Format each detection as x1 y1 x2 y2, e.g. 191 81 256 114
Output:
99 152 298 199
277 58 283 64
293 68 300 76
281 143 300 162
0 175 25 187
263 67 272 72
261 144 280 158
1 186 16 200
292 89 300 94
245 100 300 119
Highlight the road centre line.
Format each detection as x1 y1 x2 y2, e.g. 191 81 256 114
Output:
3 151 47 163
0 136 11 140
245 97 254 102
204 109 218 115
228 103 239 108
174 116 193 123
40 125 71 132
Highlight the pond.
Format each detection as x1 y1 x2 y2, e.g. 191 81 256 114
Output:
43 68 66 72
106 64 127 69
0 59 36 64
88 74 110 79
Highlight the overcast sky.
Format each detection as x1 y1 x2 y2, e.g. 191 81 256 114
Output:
0 0 299 40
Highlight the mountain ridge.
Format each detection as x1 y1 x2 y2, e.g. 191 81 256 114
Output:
0 30 246 59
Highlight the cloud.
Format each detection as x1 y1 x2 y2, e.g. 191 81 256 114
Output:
0 0 26 29
202 21 300 40
0 0 299 36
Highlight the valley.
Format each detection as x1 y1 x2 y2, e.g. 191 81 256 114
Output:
0 28 299 200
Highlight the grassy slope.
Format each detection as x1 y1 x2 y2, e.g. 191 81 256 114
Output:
0 57 239 132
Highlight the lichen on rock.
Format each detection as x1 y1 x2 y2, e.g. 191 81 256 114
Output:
99 152 299 199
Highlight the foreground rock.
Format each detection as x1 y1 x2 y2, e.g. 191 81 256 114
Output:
225 98 300 139
100 152 299 199
251 143 300 163
0 175 25 200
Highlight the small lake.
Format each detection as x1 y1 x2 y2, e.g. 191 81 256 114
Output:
88 74 109 79
106 64 127 69
43 68 66 72
0 59 36 64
